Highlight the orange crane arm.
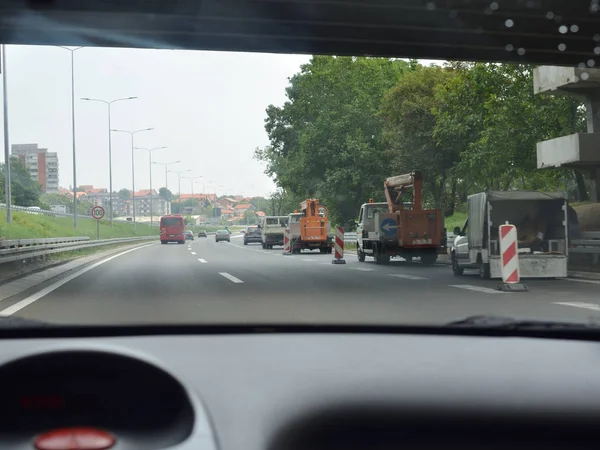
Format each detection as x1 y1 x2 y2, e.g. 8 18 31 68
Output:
383 171 423 212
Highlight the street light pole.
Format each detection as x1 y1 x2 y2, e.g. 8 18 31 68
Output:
112 128 153 228
135 146 166 227
169 169 191 215
81 96 137 227
57 46 83 228
183 176 203 212
2 45 11 224
152 160 181 214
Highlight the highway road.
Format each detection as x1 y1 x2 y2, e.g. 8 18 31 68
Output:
1 234 600 325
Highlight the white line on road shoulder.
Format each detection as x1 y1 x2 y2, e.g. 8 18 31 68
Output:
562 278 600 285
198 258 208 263
449 284 506 295
0 243 155 317
554 302 600 311
356 268 374 272
389 274 427 280
219 272 244 284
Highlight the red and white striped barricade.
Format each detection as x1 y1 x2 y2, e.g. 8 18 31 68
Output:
282 228 292 255
498 223 528 292
332 227 346 264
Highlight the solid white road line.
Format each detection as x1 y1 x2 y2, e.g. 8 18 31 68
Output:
389 274 427 280
0 243 155 317
191 252 197 255
198 258 208 263
219 272 244 284
554 302 600 311
448 284 506 295
562 278 600 285
356 268 374 272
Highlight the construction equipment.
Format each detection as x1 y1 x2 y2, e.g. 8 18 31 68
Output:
356 171 446 265
287 199 334 254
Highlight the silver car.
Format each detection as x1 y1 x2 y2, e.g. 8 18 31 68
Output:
215 230 230 243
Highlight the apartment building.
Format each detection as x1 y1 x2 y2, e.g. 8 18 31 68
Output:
11 143 59 193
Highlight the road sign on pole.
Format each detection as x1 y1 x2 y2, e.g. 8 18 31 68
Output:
380 217 398 238
91 206 105 240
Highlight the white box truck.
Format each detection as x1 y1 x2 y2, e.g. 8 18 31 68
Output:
451 191 569 279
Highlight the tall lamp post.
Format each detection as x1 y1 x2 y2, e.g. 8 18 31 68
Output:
56 46 84 227
112 128 153 228
81 96 137 227
2 45 12 224
182 176 203 213
169 169 191 214
135 146 167 226
153 160 181 214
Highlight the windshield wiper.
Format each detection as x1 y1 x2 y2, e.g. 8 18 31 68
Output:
447 315 599 330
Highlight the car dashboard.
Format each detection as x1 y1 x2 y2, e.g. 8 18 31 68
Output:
0 328 598 449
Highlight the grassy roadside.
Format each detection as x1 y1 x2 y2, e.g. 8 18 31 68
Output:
0 210 158 240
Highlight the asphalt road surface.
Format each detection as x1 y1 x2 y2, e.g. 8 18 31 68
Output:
2 234 600 325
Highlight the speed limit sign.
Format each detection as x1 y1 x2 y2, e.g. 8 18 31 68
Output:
91 206 105 220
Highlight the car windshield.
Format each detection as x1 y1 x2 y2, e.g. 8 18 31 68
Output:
1 3 599 328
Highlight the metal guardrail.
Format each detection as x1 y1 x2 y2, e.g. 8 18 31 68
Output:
570 231 600 254
0 236 155 265
344 232 357 243
0 203 133 223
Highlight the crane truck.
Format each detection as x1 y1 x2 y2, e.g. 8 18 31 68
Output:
356 171 447 265
287 199 334 254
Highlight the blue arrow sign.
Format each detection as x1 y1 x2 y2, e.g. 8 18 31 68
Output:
380 218 398 238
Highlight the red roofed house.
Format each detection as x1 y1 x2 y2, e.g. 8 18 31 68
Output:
234 203 254 214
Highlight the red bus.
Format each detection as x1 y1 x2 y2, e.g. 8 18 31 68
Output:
160 215 185 244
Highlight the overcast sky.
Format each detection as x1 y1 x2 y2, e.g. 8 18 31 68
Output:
1 45 440 198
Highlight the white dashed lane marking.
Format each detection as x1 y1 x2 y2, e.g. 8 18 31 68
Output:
389 274 427 280
198 259 207 263
219 272 244 284
554 302 600 311
449 285 506 295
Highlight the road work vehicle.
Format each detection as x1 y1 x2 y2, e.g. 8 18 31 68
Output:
260 216 288 249
356 171 446 265
287 199 334 254
451 191 569 279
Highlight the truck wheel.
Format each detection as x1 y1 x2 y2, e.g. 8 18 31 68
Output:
479 262 491 279
421 253 437 265
319 248 327 254
374 248 390 265
452 254 464 276
357 248 366 262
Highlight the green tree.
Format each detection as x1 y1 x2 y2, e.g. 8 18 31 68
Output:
255 56 410 224
117 188 132 201
433 63 584 195
380 65 459 213
0 157 42 206
158 187 173 202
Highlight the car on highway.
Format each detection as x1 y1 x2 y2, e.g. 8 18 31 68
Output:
215 230 230 243
243 225 262 245
184 230 194 241
198 230 207 238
